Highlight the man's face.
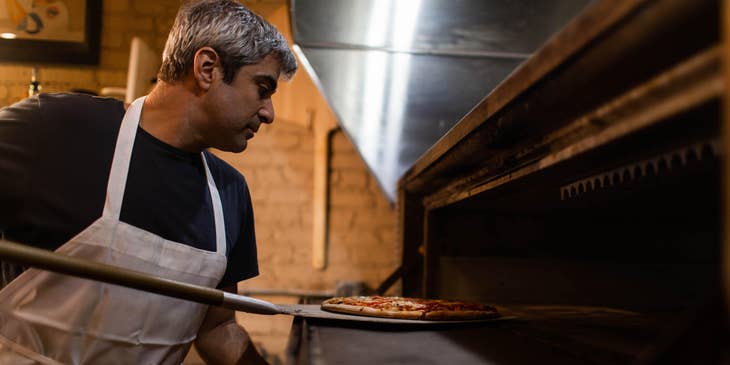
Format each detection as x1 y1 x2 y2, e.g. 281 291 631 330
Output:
203 54 281 152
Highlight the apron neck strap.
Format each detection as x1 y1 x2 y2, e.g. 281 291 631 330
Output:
201 154 227 255
102 97 143 221
102 96 227 255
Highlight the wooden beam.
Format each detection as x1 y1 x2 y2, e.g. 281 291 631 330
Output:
312 111 337 270
425 46 723 209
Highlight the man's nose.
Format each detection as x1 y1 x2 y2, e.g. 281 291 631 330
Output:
259 99 274 124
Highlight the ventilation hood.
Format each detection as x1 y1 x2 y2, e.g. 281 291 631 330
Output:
290 0 594 201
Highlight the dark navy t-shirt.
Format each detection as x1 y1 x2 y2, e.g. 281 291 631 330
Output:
0 93 258 288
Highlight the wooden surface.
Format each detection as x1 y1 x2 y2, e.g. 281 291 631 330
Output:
0 239 223 306
398 188 425 297
424 46 722 209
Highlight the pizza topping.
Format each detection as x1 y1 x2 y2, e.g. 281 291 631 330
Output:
321 296 498 321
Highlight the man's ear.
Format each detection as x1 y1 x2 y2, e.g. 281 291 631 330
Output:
193 47 220 91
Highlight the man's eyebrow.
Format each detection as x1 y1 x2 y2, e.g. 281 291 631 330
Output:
254 75 277 91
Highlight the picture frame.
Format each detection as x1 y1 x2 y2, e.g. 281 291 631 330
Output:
0 0 101 65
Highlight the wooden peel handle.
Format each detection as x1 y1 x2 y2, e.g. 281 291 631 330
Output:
0 238 281 314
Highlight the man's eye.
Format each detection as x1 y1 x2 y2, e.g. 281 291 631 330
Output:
258 86 270 98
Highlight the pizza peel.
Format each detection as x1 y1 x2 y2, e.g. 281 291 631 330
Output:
277 304 514 325
0 238 284 314
0 239 513 324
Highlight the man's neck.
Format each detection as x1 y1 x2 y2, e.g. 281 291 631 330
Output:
140 81 205 153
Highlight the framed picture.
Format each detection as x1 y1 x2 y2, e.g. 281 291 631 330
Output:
0 0 101 65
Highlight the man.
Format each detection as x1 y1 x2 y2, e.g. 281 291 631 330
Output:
0 0 296 364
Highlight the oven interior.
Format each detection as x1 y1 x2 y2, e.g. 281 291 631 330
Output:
422 101 724 363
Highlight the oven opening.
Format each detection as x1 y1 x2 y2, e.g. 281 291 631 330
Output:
423 101 723 363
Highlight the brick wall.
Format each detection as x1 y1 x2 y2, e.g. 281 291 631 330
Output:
0 1 400 364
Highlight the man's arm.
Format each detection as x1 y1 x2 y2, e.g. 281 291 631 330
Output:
194 285 268 365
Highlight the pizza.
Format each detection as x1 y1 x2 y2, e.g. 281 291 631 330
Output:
320 295 498 321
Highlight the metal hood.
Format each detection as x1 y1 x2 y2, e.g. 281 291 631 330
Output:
290 0 594 201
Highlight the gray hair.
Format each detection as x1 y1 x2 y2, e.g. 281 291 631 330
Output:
158 0 297 83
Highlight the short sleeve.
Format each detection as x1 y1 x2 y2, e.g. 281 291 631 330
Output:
0 97 38 231
212 158 259 288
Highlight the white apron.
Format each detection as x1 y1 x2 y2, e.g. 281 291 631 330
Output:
0 96 228 365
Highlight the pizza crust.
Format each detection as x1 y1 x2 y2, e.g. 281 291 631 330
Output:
322 302 423 319
322 301 424 320
321 296 499 321
423 309 500 320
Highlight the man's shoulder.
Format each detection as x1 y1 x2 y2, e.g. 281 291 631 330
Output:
0 92 126 140
29 93 127 137
37 92 125 115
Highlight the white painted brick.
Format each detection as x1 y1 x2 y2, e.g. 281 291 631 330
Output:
331 130 357 152
132 0 166 15
330 152 366 169
332 169 368 189
328 209 355 230
0 67 31 82
95 70 128 88
156 18 175 33
270 132 302 150
101 32 124 48
100 50 131 69
103 0 130 14
330 190 376 208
